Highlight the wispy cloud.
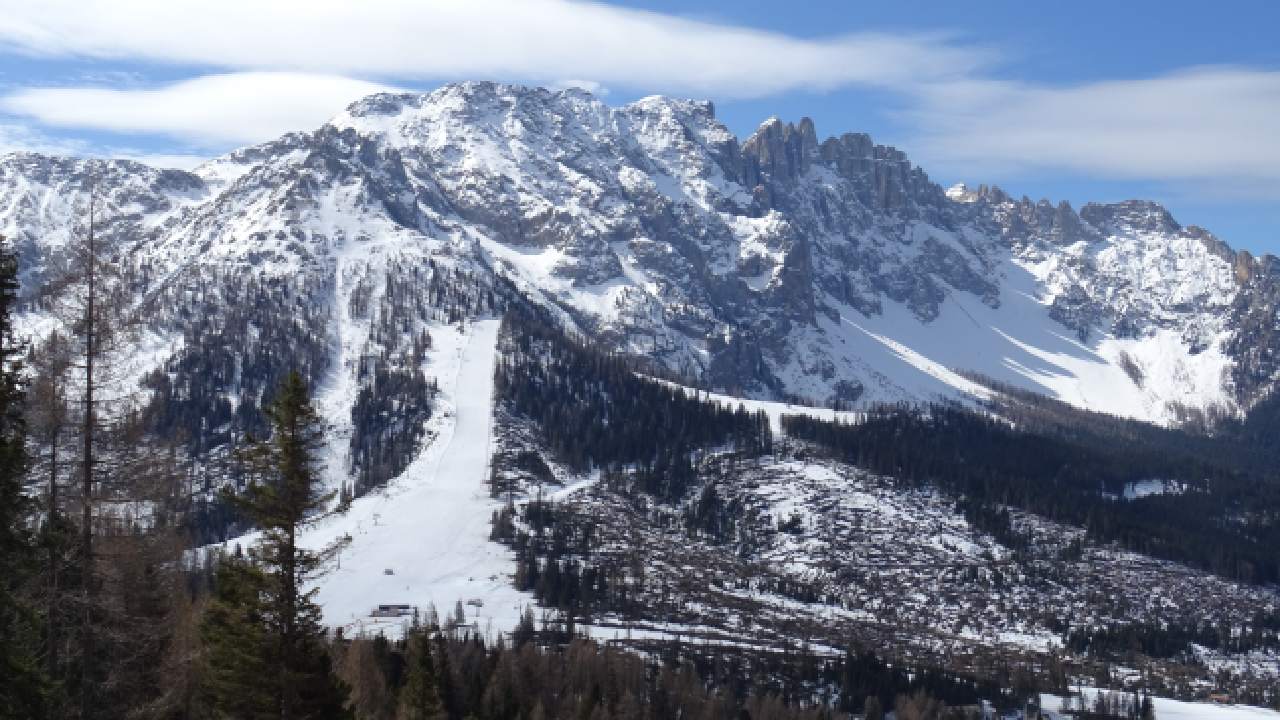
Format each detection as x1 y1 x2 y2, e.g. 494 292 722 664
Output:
1 72 397 145
0 118 85 155
0 0 1276 201
903 68 1280 193
0 0 987 97
550 79 611 97
0 117 207 169
112 152 210 170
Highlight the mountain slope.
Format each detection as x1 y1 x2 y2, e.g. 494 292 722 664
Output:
1 80 1277 443
294 318 534 634
5 85 1279 703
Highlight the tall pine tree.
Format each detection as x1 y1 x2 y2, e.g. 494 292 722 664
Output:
0 238 50 718
212 371 349 719
200 549 277 719
398 625 445 720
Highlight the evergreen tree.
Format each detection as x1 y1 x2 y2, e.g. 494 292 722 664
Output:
199 551 277 719
398 627 445 720
214 371 350 719
0 238 50 718
1140 693 1155 720
431 630 461 719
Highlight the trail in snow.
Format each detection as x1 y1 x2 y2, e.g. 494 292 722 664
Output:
301 318 534 637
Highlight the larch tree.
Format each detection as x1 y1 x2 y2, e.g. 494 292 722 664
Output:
340 635 393 720
26 329 74 693
33 173 129 715
28 170 189 718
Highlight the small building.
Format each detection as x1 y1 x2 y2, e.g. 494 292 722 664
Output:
369 604 415 618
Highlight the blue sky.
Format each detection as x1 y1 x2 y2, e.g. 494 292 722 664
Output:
0 0 1276 253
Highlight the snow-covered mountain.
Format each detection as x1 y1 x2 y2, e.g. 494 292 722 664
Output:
2 80 1277 432
8 83 1280 698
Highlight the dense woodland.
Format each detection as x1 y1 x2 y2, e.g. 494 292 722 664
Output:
347 260 504 493
494 304 772 476
321 622 1032 720
1065 613 1280 661
782 406 1280 585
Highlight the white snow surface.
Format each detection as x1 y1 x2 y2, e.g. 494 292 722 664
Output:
655 378 864 434
297 319 534 637
772 252 1236 424
1041 689 1280 720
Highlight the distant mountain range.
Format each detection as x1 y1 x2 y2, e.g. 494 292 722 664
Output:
2 80 1277 436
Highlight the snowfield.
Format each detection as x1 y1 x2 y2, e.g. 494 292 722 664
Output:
298 318 534 637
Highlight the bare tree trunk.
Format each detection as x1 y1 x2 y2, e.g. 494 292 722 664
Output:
282 522 296 720
80 183 97 720
47 432 59 678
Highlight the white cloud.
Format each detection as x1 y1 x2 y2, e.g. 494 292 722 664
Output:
0 1 1275 199
114 152 208 170
0 0 986 98
904 68 1280 192
1 72 397 145
550 79 610 96
0 118 86 156
0 118 209 170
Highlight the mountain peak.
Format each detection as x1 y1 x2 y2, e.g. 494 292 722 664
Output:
742 116 819 183
625 94 717 120
1080 199 1180 235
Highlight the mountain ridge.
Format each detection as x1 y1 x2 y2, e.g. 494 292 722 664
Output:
2 80 1278 429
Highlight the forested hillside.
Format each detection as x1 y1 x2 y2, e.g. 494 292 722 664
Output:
495 304 772 476
783 406 1280 584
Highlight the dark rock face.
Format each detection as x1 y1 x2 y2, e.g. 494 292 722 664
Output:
742 117 818 187
1227 255 1280 404
1080 200 1181 236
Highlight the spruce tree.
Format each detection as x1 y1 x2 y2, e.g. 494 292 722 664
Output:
229 371 349 719
199 551 277 719
0 238 50 718
398 627 445 720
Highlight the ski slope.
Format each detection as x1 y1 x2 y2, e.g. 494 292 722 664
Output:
300 318 534 637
